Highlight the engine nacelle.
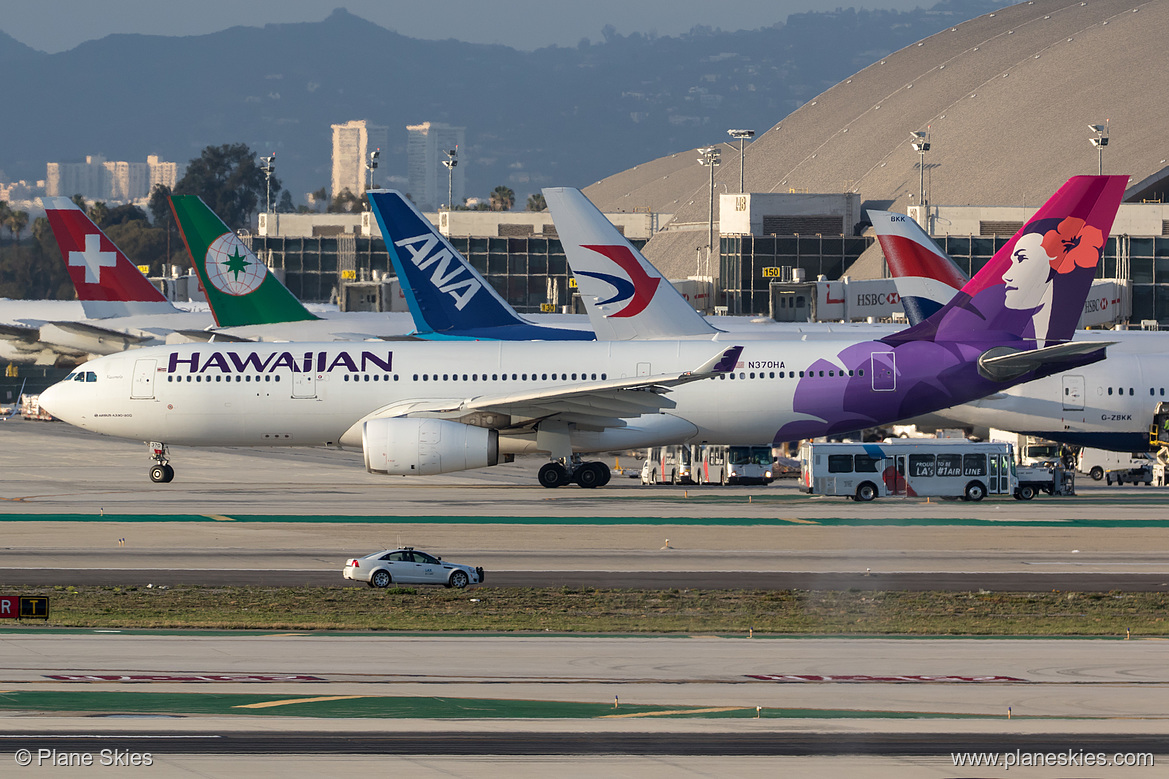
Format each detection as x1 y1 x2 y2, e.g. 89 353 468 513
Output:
362 418 498 476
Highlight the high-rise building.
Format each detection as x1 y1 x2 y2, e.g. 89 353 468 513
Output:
45 155 185 203
331 120 389 201
407 122 465 210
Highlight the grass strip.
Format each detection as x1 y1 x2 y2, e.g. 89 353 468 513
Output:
5 585 1166 635
0 690 995 719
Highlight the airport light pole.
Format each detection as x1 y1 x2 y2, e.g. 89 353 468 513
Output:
910 130 930 227
1089 123 1109 175
366 148 380 193
443 147 459 209
727 129 754 193
260 154 276 215
698 145 722 305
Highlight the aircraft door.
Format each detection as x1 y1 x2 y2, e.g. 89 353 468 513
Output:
871 352 896 391
131 359 156 399
291 371 317 399
1062 375 1085 411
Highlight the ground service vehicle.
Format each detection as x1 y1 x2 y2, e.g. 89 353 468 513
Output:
697 445 774 485
799 440 1017 502
1077 448 1155 483
343 548 484 589
642 445 695 485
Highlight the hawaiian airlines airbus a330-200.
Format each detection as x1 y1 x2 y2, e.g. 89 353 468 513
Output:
39 176 1126 488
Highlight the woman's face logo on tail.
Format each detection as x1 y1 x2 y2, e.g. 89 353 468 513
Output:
1002 232 1054 312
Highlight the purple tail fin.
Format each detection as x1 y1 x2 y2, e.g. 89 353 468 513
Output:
895 175 1127 347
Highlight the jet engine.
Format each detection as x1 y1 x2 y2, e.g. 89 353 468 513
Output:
362 418 498 476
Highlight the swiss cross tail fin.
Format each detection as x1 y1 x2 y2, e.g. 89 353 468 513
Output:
41 197 178 319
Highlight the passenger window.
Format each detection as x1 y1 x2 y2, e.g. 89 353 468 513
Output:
1108 387 1113 395
937 454 962 477
909 454 935 477
962 454 987 476
1129 388 1134 396
853 455 880 473
827 455 853 473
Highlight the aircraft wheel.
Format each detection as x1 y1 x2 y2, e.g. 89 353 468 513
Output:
575 462 603 489
595 463 612 487
538 462 569 489
161 464 175 483
149 465 167 483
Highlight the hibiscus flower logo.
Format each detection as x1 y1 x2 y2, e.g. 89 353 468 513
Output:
1041 216 1104 275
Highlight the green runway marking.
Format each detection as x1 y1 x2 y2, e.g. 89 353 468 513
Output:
0 690 1006 720
4 512 1169 528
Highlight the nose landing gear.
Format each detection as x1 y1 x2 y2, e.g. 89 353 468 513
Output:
147 441 174 483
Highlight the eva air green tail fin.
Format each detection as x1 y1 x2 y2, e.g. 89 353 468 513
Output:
170 195 319 327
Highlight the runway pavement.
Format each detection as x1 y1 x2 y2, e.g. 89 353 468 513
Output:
4 418 1169 772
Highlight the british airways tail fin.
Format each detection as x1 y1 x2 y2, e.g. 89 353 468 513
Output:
543 187 719 341
894 175 1127 352
367 189 592 340
42 197 178 319
868 210 968 326
169 196 319 328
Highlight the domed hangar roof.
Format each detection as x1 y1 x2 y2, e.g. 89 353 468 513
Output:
584 0 1169 275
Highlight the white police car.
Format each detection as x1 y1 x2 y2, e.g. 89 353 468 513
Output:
343 548 484 589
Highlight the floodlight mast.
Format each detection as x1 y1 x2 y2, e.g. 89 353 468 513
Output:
1089 123 1109 175
442 147 459 209
910 130 931 224
698 145 722 304
260 154 276 215
727 129 755 193
366 148 380 194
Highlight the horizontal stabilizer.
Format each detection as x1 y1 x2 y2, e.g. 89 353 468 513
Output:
0 323 40 343
977 340 1113 382
169 329 255 343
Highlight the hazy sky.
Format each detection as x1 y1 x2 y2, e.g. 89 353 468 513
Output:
6 0 929 53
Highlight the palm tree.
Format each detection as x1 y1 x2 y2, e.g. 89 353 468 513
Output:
0 200 11 244
5 209 28 243
526 193 547 212
87 201 109 229
489 185 515 212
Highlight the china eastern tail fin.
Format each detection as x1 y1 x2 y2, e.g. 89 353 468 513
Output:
367 189 592 340
869 210 968 326
543 187 719 340
894 175 1127 353
42 197 178 319
169 196 319 328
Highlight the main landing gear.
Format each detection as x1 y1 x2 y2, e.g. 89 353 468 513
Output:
538 458 612 489
534 421 611 488
147 441 174 483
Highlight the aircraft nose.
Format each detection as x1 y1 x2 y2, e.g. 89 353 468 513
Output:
37 381 67 419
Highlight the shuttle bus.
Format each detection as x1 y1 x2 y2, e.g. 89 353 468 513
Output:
642 444 775 485
799 440 1017 501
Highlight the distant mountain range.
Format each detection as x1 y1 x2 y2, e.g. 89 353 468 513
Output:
2 1 1000 206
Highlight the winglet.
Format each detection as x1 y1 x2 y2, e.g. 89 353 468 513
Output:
691 345 743 376
42 197 178 319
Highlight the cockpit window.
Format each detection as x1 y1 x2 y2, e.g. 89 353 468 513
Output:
64 372 76 381
86 372 97 382
74 373 85 382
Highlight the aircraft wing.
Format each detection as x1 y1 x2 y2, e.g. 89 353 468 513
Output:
339 345 742 443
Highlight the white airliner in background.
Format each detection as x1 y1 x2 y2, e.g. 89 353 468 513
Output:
37 176 1124 488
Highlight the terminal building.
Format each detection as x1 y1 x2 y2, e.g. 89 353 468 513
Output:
245 0 1168 328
